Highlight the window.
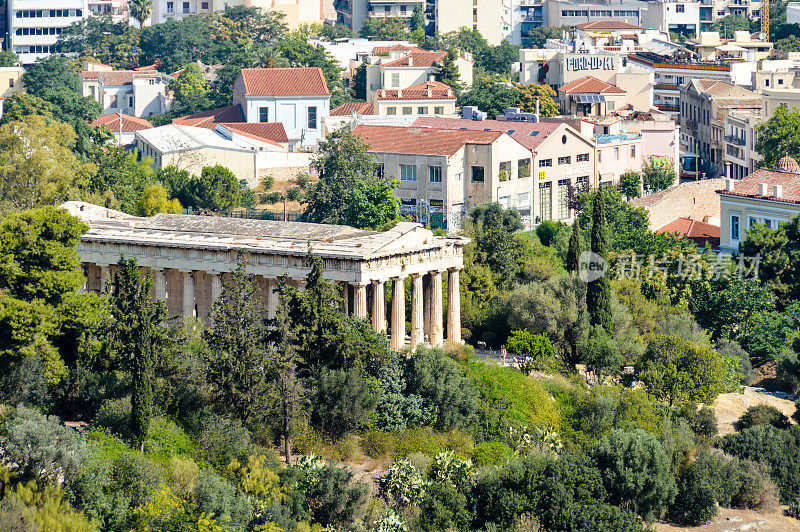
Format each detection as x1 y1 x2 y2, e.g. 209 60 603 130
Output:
576 153 589 162
376 164 384 178
400 5 406 14
471 166 485 182
182 1 190 12
402 107 412 115
779 79 784 85
391 73 400 87
429 165 442 183
731 214 740 240
110 94 118 108
539 158 552 167
400 164 417 182
386 107 396 115
417 106 427 115
89 85 95 97
307 106 318 129
539 182 552 221
384 5 390 12
613 147 619 160
676 4 684 12
597 151 602 163
128 95 134 108
518 159 530 178
166 1 173 12
499 161 512 181
630 145 636 158
201 1 208 8
558 156 571 165
455 172 462 182
434 106 444 114
558 179 570 219
259 107 269 122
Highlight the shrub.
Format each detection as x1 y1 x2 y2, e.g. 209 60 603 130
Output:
360 427 474 460
373 354 425 432
415 481 470 531
166 456 199 497
380 459 427 509
2 479 100 531
193 470 252 532
144 417 195 459
778 350 800 393
590 429 677 521
111 452 166 508
429 450 473 488
737 404 790 430
93 396 132 439
195 415 256 469
0 405 89 484
716 338 755 385
535 220 564 247
311 367 377 439
294 461 368 529
684 405 718 437
471 441 513 467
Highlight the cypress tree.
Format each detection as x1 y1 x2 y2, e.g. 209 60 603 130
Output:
566 220 582 273
108 256 168 450
587 191 613 332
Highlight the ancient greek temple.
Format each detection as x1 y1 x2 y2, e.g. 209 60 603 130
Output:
62 202 467 349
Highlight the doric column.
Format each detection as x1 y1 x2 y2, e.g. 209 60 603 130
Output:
99 265 109 293
181 270 195 317
153 268 167 301
447 268 461 344
372 280 386 333
353 282 368 319
266 278 278 319
210 273 222 306
341 282 350 315
391 277 406 351
410 274 424 348
430 270 443 346
423 274 432 341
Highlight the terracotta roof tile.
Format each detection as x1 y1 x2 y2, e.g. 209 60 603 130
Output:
375 81 456 101
577 20 642 30
330 102 375 116
412 116 564 151
352 125 504 157
656 217 720 248
558 76 626 94
718 168 800 204
218 122 288 144
93 70 161 86
372 44 425 54
381 51 448 68
92 113 154 133
172 104 245 128
240 67 330 97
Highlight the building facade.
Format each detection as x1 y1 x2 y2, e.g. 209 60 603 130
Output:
335 0 422 32
7 0 87 63
63 201 467 349
364 49 473 102
81 68 172 118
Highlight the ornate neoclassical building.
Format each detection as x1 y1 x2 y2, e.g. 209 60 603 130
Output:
63 202 468 349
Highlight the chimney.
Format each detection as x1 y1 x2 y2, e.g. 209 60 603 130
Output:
427 88 432 97
535 98 540 123
774 184 783 198
407 56 413 66
397 88 402 97
759 183 769 195
725 178 735 191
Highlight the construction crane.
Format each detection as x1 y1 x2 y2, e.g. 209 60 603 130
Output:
761 0 770 41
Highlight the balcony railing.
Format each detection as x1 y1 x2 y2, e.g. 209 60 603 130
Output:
725 134 746 146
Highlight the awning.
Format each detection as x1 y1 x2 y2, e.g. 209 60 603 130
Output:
574 93 606 103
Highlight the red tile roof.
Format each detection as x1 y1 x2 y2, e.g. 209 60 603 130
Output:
218 122 288 144
172 104 245 128
381 51 448 68
412 116 565 151
558 76 626 94
375 81 455 101
352 125 504 157
373 44 425 55
657 217 720 248
92 112 154 133
330 102 375 116
717 168 800 205
239 67 330 97
577 20 642 30
81 70 161 85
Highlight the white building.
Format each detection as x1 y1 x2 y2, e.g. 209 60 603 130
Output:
151 0 326 27
335 0 423 33
7 0 88 63
787 2 800 24
364 49 473 102
81 68 172 117
232 67 331 148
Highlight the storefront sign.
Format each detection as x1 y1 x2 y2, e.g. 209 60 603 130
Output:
567 56 615 71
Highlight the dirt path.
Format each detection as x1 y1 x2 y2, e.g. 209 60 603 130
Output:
654 507 800 531
712 388 797 435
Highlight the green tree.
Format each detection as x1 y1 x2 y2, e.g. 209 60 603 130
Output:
468 203 525 288
740 215 800 302
506 329 555 373
128 0 152 28
776 34 800 52
137 183 182 216
191 165 241 212
0 50 20 67
638 335 736 406
351 62 367 101
303 128 399 229
590 429 678 521
476 41 519 77
582 324 623 376
525 25 571 48
457 75 519 118
359 18 409 40
434 49 462 95
566 222 581 273
587 189 612 332
619 170 641 198
712 14 752 38
204 256 270 425
22 56 80 96
0 92 55 124
641 158 676 192
516 83 560 116
755 105 800 169
409 4 426 32
87 144 154 215
56 15 143 70
171 62 210 113
107 256 169 449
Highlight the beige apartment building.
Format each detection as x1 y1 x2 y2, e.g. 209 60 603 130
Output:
0 67 24 98
365 50 473 102
412 117 598 226
431 0 510 45
718 157 800 252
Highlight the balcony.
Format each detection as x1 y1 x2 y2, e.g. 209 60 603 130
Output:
654 83 679 91
725 134 746 146
685 119 698 130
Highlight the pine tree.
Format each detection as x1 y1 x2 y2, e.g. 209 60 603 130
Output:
204 254 270 425
587 191 612 332
435 49 462 96
566 220 581 273
108 256 168 450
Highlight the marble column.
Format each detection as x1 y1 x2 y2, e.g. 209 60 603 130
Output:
210 273 222 306
153 268 167 301
430 270 444 346
99 265 109 293
447 269 461 344
410 274 424 348
423 274 432 342
372 280 386 333
341 282 350 316
353 282 368 319
181 270 195 317
266 278 278 319
391 277 406 351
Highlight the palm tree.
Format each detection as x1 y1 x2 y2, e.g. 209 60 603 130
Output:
128 0 152 28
